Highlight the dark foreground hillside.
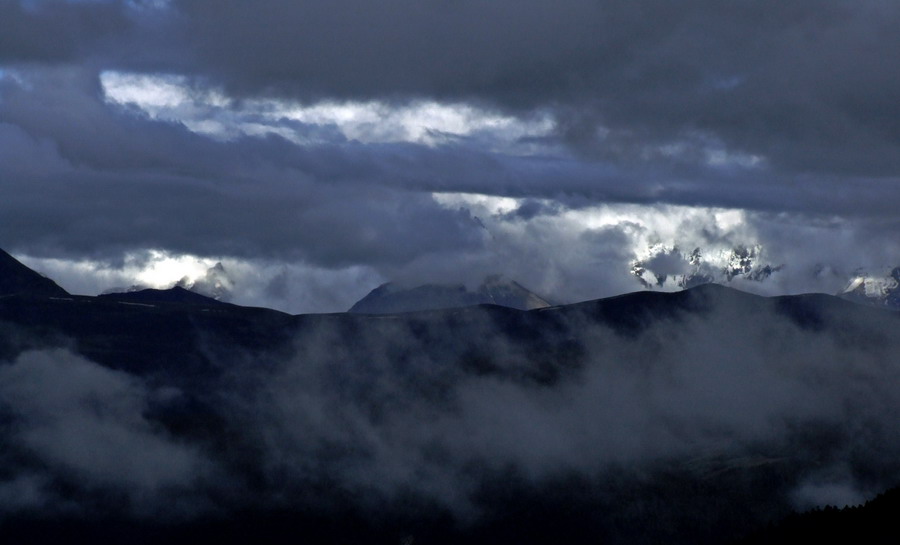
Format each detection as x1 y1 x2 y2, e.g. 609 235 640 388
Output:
737 485 900 545
1 252 899 544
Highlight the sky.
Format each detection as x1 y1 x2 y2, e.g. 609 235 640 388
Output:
1 0 899 313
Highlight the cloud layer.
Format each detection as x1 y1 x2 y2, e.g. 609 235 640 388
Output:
1 292 899 535
2 1 899 310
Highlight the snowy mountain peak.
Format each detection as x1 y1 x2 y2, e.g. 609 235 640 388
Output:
177 261 234 301
631 244 782 291
840 267 900 309
349 275 551 314
102 262 235 302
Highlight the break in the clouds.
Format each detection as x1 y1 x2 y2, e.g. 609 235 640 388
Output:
1 0 899 311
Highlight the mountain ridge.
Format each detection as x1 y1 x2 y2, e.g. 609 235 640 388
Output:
349 275 551 314
2 247 900 545
98 285 227 306
0 248 69 298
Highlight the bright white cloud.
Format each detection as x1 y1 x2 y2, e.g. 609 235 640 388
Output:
0 349 205 494
432 191 761 267
19 249 218 294
100 71 555 150
17 250 382 314
131 250 218 287
101 72 195 110
13 194 893 314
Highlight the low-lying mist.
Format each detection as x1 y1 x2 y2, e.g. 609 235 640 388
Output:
1 289 898 543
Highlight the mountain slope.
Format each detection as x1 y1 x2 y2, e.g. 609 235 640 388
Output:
349 275 551 313
0 248 69 297
839 267 900 310
98 286 227 306
2 251 900 545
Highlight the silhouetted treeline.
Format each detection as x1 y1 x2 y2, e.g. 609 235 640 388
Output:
736 485 900 545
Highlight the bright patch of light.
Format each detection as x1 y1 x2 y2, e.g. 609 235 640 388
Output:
432 191 763 276
102 72 194 110
431 192 522 215
131 250 217 288
713 209 746 231
17 250 218 295
274 100 553 146
843 273 899 297
16 251 382 314
100 71 555 150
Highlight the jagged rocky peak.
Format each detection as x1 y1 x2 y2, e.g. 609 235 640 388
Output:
631 243 783 290
0 248 69 297
177 261 234 301
840 266 900 309
349 275 551 314
477 274 553 310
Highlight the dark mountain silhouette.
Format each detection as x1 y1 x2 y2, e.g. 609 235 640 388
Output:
736 485 900 545
0 248 69 297
98 285 227 306
1 250 899 545
349 275 551 313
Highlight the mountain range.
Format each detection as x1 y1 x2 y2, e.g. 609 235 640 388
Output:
349 275 551 313
631 244 900 310
1 247 899 545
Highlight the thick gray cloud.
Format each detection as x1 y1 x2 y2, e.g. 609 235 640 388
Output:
0 0 131 64
0 67 488 266
216 298 900 513
1 1 899 309
0 349 210 516
160 0 900 177
4 295 899 519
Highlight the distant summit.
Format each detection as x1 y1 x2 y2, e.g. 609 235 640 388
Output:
98 286 226 306
349 275 551 314
631 244 782 290
629 244 900 311
0 248 69 297
840 267 900 310
102 262 235 302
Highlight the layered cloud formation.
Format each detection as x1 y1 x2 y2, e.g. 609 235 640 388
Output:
2 1 899 311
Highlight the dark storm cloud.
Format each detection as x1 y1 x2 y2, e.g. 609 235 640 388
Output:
5 0 900 182
0 67 489 265
2 1 899 303
0 0 131 64
159 0 900 177
2 66 896 219
2 64 898 308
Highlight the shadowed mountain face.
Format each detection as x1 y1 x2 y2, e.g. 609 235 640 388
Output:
0 249 69 298
1 252 899 545
98 286 227 306
349 275 551 313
